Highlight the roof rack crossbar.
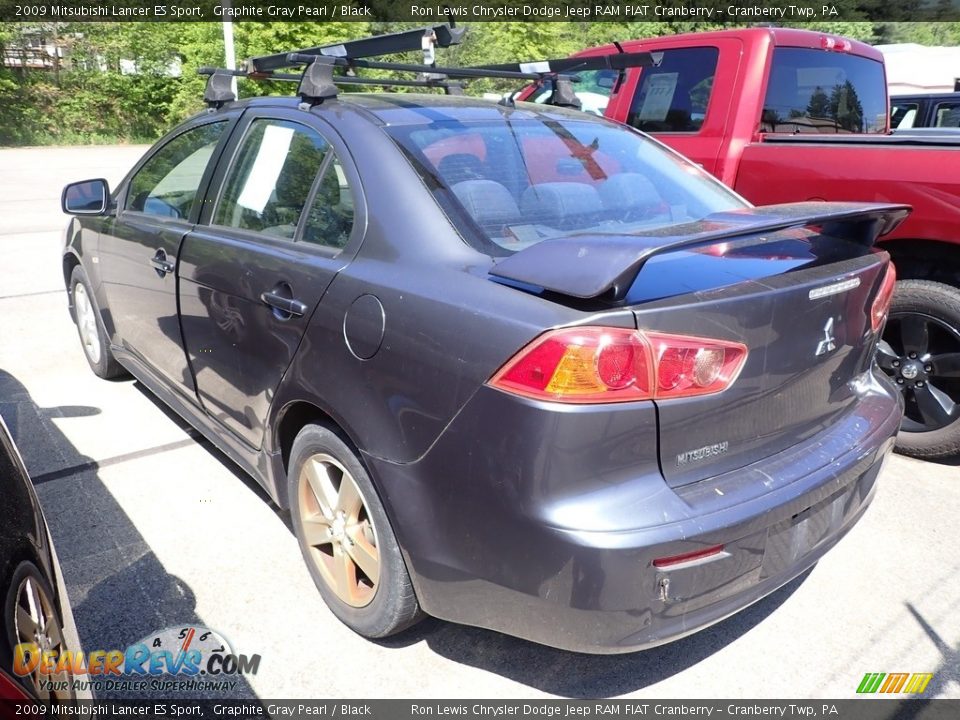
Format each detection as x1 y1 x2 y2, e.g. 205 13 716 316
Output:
286 53 580 83
245 24 466 75
472 51 655 75
198 66 463 94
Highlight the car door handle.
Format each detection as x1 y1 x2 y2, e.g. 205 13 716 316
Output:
150 249 175 276
150 257 175 274
260 291 307 318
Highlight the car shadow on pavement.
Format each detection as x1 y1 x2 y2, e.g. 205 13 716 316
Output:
0 369 263 702
130 381 290 527
379 558 811 697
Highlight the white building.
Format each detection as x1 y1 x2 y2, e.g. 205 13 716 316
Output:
876 44 960 95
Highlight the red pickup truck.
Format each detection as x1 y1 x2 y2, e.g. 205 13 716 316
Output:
533 27 960 459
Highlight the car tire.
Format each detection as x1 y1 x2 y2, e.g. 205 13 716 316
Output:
69 265 127 380
4 561 75 701
288 424 423 638
877 280 960 459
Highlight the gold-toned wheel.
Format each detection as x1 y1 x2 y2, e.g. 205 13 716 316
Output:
296 453 380 608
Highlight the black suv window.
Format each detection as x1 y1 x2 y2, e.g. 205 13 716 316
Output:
891 101 919 129
214 119 329 239
762 48 887 133
627 47 719 133
934 101 960 128
127 122 226 218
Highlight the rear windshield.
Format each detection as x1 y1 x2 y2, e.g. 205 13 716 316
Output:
762 48 887 134
387 117 744 254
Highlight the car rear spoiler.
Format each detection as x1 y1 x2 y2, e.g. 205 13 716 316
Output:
489 202 910 301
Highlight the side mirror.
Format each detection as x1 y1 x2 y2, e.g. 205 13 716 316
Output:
62 179 110 215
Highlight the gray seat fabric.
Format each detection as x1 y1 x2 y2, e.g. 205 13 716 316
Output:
451 180 521 229
520 182 603 230
598 173 664 219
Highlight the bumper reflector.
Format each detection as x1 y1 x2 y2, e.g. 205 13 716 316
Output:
653 544 726 569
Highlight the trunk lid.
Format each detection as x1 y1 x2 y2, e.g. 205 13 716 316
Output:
490 202 906 487
632 246 887 487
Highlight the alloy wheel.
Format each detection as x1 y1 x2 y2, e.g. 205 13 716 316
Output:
73 283 101 365
12 575 74 701
297 453 380 608
877 312 960 433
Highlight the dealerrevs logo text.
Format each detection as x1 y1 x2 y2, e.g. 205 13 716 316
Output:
13 626 260 679
14 642 261 677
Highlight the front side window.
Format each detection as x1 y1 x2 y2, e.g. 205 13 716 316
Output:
627 47 719 133
214 119 330 239
127 122 226 219
761 48 887 134
389 118 745 254
527 69 619 117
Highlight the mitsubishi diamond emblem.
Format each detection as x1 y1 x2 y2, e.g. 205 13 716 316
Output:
815 317 837 356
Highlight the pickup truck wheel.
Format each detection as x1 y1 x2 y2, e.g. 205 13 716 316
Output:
70 265 127 380
877 280 960 459
288 424 423 638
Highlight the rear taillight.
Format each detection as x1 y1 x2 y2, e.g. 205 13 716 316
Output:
871 263 897 333
489 327 747 404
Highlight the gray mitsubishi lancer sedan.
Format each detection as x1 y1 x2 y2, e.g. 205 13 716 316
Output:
59 32 905 652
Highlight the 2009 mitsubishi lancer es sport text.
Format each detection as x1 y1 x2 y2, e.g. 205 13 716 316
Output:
61 74 905 652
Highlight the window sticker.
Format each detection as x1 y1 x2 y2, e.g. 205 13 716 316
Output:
637 73 679 122
236 124 295 214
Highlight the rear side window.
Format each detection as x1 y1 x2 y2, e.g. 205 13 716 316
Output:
627 47 719 133
302 156 355 250
214 119 329 239
762 48 887 134
127 122 226 219
934 102 960 128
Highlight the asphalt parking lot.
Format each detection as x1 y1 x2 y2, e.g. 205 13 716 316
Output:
0 145 958 700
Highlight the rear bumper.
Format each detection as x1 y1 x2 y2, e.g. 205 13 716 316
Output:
368 372 901 653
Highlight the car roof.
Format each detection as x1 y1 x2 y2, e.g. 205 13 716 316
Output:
891 92 960 100
207 92 609 128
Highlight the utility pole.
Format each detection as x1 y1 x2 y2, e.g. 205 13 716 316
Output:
222 0 238 97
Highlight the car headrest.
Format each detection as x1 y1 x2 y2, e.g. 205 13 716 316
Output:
598 173 663 213
520 182 603 229
451 180 521 229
